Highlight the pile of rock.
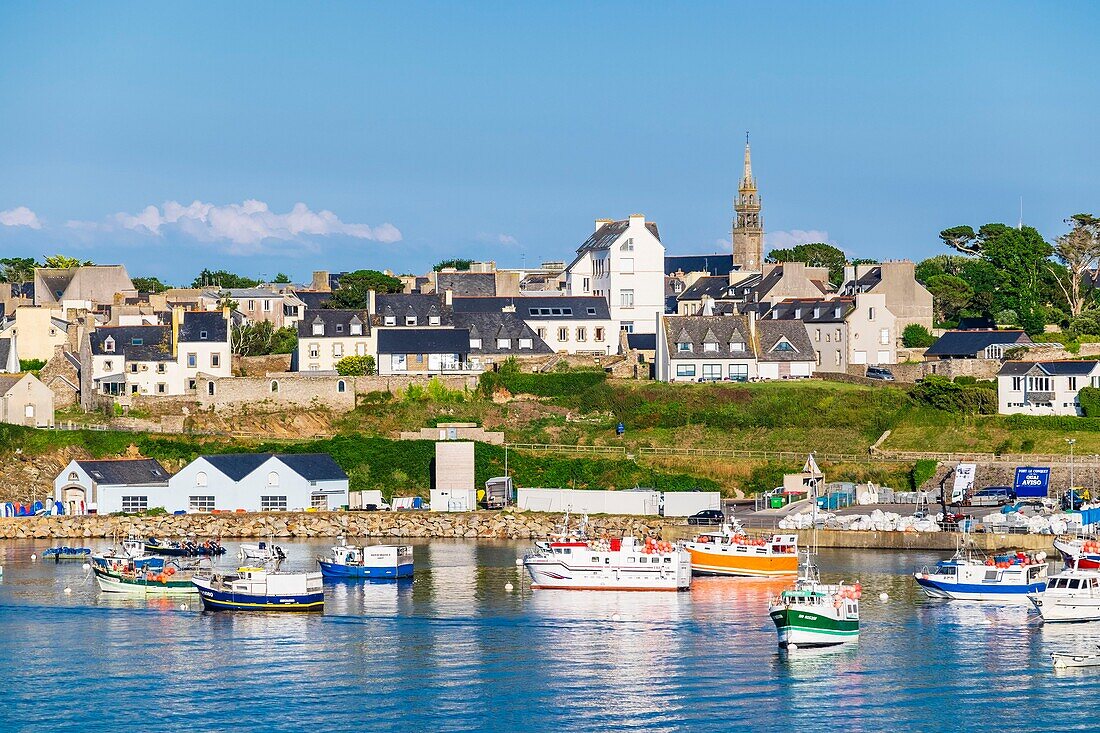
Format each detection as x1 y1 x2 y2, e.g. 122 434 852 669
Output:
779 508 941 533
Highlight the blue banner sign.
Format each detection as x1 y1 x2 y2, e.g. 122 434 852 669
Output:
1014 467 1051 497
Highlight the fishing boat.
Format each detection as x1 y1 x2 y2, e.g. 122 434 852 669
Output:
317 539 413 579
192 567 324 612
1052 651 1100 668
680 520 798 577
1029 568 1100 622
768 454 859 648
238 541 287 563
523 514 691 591
43 546 92 561
1053 536 1100 570
93 559 198 596
145 537 226 557
91 535 163 571
914 543 1049 601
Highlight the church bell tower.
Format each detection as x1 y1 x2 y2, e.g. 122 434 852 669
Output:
732 134 764 272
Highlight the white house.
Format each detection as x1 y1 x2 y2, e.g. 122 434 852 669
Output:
565 214 665 335
54 458 170 515
452 295 615 355
293 309 372 372
166 453 350 512
998 361 1100 416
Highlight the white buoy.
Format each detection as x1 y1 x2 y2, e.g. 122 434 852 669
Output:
505 583 514 592
611 613 621 622
30 553 37 561
63 587 72 594
879 592 889 602
514 558 523 566
787 643 798 651
179 603 189 611
81 563 90 571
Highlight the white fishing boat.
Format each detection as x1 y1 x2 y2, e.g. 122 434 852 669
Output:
1029 568 1100 622
238 540 287 563
1052 651 1100 668
192 567 324 612
523 514 691 591
768 454 860 648
914 540 1049 601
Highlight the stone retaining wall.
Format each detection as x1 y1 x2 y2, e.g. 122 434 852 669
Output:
0 510 681 540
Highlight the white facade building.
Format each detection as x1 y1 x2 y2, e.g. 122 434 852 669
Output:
54 458 170 515
166 453 349 512
565 214 666 335
998 361 1100 417
294 309 372 372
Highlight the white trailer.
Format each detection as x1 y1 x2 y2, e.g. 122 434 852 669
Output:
516 488 660 515
661 491 722 517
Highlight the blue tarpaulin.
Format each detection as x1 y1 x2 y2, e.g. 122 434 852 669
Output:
1080 507 1100 528
1014 467 1051 498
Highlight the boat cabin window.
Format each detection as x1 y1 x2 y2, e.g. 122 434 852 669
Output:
605 558 610 564
984 571 998 581
1069 579 1082 589
664 557 671 562
941 566 956 576
627 557 635 562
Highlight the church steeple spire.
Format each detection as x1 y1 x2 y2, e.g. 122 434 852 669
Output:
732 133 764 272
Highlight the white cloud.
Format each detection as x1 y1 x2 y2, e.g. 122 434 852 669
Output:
107 199 402 252
0 206 42 229
764 229 833 249
497 233 517 245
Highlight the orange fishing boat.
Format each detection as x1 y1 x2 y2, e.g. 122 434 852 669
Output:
681 521 799 577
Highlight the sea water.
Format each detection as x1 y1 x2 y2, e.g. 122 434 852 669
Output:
0 539 1094 732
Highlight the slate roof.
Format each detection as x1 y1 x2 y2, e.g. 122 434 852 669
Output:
436 272 496 297
756 320 816 362
750 267 830 302
0 338 12 370
577 219 661 253
0 374 21 391
376 328 471 354
178 311 228 343
293 291 332 310
374 294 450 327
626 333 657 351
924 330 1031 358
201 453 271 481
296 309 370 338
956 316 997 330
452 296 611 320
275 453 348 481
678 276 739 302
840 267 883 294
764 298 855 324
219 288 283 299
453 312 553 354
664 315 756 361
74 459 169 486
999 361 1100 377
90 326 173 361
665 254 735 277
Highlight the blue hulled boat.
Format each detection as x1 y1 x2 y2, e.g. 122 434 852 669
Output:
318 541 414 579
43 547 91 561
192 567 324 612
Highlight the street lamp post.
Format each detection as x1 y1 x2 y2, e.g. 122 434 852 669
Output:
1067 438 1077 497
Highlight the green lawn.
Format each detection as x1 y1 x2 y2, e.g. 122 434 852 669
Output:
885 407 1100 455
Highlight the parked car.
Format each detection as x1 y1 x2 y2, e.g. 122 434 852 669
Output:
687 509 725 525
968 486 1015 506
865 366 895 381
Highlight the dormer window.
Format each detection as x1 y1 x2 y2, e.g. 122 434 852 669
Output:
496 338 510 349
312 321 324 336
429 315 441 326
104 336 115 353
772 338 797 353
384 315 396 326
703 341 718 352
677 342 692 352
519 338 533 349
730 341 746 352
470 337 482 349
350 322 363 335
793 308 802 319
405 316 417 326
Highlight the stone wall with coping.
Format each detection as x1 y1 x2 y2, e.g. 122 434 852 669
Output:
193 374 480 412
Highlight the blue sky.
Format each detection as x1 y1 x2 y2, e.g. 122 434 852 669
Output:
1 2 1097 283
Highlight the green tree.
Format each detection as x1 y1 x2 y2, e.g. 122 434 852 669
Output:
273 272 292 284
433 259 474 271
231 322 299 356
1049 214 1100 317
766 242 848 285
270 326 298 354
1078 386 1100 418
335 354 376 376
326 269 403 308
42 254 92 268
132 276 170 294
191 269 261 288
902 324 936 348
18 358 46 373
0 257 38 283
925 274 972 323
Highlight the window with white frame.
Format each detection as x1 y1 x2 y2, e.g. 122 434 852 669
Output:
406 315 418 326
497 338 511 349
557 327 568 341
196 471 208 487
703 341 718 352
621 322 634 333
729 363 749 381
312 322 324 335
211 353 221 368
267 471 279 487
260 495 288 511
263 299 272 312
702 364 722 380
311 494 329 510
1069 376 1078 391
309 343 319 358
336 323 344 334
384 315 396 326
350 322 363 335
619 289 634 308
576 327 587 342
247 300 255 311
121 496 148 513
675 364 696 377
730 340 745 352
470 337 482 349
1027 376 1052 392
1011 376 1024 391
984 344 1005 359
880 328 889 345
333 343 344 358
392 354 407 371
519 338 533 349
104 336 115 353
677 342 692 352
189 496 215 512
429 315 440 326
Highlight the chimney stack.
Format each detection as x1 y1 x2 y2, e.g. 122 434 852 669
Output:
311 270 331 292
594 218 613 232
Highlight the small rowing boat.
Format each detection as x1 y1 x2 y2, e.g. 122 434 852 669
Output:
43 547 92 561
1052 651 1100 668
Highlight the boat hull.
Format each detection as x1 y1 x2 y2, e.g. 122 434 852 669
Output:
1031 595 1100 622
1053 652 1100 668
94 569 197 596
683 544 798 577
524 559 690 591
318 560 413 579
769 606 859 647
1053 538 1100 569
192 578 324 612
915 575 1045 601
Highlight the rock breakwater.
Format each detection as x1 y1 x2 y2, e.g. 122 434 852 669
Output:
0 511 684 540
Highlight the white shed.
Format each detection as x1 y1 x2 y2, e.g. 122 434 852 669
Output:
54 458 170 515
164 453 349 513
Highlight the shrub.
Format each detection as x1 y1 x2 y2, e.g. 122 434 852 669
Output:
910 375 997 415
911 459 937 490
335 355 375 376
1079 387 1100 418
479 357 606 397
902 324 935 348
742 462 800 495
18 358 46 373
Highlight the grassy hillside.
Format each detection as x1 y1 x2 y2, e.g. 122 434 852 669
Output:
883 407 1100 455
